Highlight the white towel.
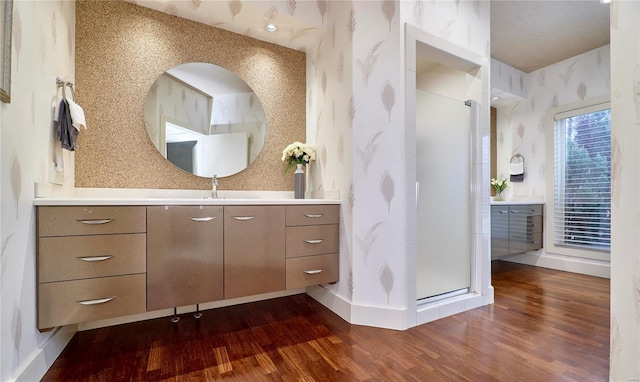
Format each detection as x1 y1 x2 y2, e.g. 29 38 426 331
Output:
67 98 87 131
510 161 524 175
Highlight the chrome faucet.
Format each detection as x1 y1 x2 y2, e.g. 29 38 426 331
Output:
211 174 218 199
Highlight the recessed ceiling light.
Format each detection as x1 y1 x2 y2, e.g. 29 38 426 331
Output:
264 24 278 33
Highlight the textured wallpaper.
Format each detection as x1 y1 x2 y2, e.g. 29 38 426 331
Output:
75 0 306 190
609 1 640 380
495 45 610 199
307 0 490 313
0 1 75 380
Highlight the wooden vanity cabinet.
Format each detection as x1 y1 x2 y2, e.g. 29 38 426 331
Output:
147 206 224 311
36 202 339 328
285 205 339 289
224 206 286 299
36 206 147 329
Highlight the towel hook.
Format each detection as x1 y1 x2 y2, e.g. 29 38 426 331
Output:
66 82 75 101
55 77 75 101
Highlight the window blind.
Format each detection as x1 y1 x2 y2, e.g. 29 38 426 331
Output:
553 105 611 251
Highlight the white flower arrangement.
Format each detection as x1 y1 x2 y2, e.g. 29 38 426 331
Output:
490 177 508 194
281 141 316 172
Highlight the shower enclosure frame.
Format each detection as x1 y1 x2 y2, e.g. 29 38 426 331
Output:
404 24 494 327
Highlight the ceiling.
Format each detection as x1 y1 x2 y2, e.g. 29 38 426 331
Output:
131 1 610 77
491 0 610 73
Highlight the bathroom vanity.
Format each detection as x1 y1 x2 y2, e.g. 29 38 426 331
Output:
34 198 339 330
490 201 543 259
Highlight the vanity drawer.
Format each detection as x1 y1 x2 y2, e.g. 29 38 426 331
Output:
38 274 146 329
38 234 146 283
286 225 339 258
527 232 543 251
37 206 146 237
286 205 339 226
286 253 338 289
510 204 543 216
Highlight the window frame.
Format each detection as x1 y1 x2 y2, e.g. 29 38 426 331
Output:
545 95 611 261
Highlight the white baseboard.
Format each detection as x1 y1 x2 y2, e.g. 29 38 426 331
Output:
306 286 409 330
415 293 485 327
307 286 495 331
351 303 408 330
306 285 353 323
501 251 610 278
14 325 76 382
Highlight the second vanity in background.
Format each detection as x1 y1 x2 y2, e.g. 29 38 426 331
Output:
35 199 339 330
491 201 544 259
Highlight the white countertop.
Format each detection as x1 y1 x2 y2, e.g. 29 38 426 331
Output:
33 197 340 206
32 186 340 206
490 200 544 205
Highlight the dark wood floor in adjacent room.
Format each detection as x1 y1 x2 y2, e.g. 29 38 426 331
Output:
42 260 610 381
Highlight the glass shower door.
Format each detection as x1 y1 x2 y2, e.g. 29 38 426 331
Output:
416 90 472 301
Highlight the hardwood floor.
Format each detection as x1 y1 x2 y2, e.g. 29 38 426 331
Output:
42 261 610 381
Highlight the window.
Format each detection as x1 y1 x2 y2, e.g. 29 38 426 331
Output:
553 102 610 252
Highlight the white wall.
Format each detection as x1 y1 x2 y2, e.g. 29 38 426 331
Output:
610 1 640 380
494 45 611 277
496 45 610 198
307 0 490 329
145 73 212 149
0 1 76 380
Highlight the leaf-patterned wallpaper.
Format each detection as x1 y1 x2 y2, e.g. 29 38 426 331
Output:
0 1 75 380
495 45 611 200
2 0 639 378
308 0 489 310
609 2 640 379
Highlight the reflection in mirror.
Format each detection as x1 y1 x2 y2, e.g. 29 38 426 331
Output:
144 62 266 177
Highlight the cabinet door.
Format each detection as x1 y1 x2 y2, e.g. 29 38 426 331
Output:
147 206 223 311
224 206 285 299
491 206 510 258
508 207 529 254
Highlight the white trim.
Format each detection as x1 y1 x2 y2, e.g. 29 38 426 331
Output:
351 304 408 330
501 251 610 278
307 286 409 330
306 285 353 324
404 23 493 327
416 293 485 327
13 325 76 382
545 94 612 261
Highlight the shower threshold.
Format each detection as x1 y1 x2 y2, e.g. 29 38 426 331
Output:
417 287 469 306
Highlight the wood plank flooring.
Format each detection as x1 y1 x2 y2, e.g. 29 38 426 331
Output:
42 261 610 381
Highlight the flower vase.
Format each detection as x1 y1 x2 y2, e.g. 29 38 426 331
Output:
493 191 503 201
294 163 305 199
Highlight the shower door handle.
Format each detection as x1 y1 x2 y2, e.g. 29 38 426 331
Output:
416 182 420 210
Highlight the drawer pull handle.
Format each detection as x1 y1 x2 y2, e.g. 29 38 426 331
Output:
499 210 508 214
304 269 323 275
232 216 255 221
77 255 114 262
304 239 324 244
190 216 216 222
77 296 116 305
304 214 324 218
510 210 520 213
78 219 114 225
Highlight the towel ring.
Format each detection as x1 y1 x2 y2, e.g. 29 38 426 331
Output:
510 153 524 165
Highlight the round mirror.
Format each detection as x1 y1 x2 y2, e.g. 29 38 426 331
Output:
144 62 267 177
